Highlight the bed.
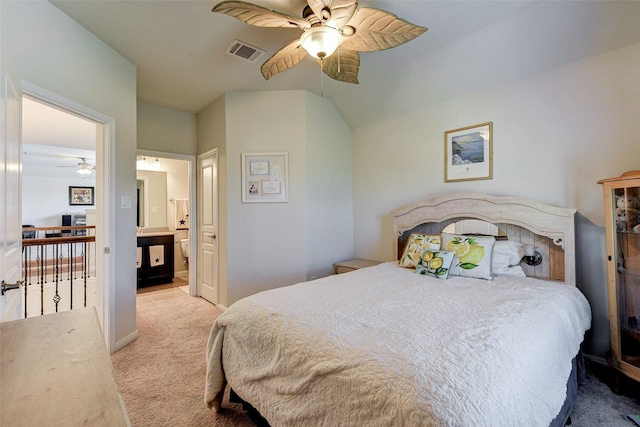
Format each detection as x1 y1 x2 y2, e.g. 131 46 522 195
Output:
205 192 592 426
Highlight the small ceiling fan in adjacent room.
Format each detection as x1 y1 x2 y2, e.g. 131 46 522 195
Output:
57 157 95 175
212 0 428 84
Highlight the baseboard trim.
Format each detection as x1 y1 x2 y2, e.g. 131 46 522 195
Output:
113 329 139 353
175 270 189 279
217 304 227 312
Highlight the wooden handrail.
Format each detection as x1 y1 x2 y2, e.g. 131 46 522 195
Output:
22 225 96 246
22 226 95 232
22 235 95 246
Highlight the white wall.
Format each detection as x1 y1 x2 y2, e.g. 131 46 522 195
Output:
352 42 640 359
198 90 353 306
3 0 138 351
137 102 197 155
225 91 308 303
304 92 353 280
22 175 96 227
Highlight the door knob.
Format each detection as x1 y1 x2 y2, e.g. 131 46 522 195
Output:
1 279 24 295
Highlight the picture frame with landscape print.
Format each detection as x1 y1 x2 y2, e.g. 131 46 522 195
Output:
69 186 94 206
444 122 493 182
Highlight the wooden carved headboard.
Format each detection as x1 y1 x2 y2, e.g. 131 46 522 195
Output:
391 192 577 285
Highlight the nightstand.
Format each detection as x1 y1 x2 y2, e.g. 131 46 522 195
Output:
333 259 381 274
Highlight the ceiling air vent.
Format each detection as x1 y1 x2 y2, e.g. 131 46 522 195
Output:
226 40 265 63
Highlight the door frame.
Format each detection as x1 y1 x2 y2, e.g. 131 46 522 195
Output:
22 81 115 350
137 149 197 294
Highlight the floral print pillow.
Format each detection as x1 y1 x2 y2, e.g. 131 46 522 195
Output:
441 233 496 280
398 233 441 268
415 249 455 280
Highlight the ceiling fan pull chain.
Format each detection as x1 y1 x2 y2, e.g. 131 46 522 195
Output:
320 58 324 97
337 47 341 74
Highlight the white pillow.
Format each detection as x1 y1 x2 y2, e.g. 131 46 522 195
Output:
495 265 526 277
492 240 526 276
441 233 495 280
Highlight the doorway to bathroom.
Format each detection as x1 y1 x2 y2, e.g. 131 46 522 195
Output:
136 151 196 295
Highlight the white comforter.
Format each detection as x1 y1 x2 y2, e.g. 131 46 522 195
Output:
205 262 591 426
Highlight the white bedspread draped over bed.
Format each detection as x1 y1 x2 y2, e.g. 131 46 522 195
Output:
205 262 591 426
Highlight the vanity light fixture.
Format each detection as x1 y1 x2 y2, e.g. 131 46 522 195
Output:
136 156 163 171
136 156 148 170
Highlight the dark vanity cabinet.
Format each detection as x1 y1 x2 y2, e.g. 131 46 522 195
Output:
137 234 174 288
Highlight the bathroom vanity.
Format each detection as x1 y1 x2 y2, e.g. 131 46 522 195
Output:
137 232 174 288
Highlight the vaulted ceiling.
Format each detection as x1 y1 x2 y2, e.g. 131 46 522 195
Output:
48 1 640 130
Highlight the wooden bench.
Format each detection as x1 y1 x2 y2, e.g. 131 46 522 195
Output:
0 308 130 426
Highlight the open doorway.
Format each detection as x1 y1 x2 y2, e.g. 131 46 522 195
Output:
22 96 98 316
20 85 115 351
136 150 196 297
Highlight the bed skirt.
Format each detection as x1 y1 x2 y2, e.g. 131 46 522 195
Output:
551 352 585 427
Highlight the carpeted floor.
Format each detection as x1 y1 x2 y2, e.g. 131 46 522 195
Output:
111 286 640 427
571 360 640 426
111 287 254 426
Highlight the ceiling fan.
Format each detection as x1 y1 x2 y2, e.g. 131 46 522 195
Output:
212 0 427 84
57 157 95 175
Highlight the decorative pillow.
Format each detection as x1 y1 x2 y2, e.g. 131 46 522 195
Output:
415 249 455 280
441 233 495 280
492 240 526 276
398 234 441 268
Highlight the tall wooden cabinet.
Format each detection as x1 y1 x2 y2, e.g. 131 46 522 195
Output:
599 170 640 382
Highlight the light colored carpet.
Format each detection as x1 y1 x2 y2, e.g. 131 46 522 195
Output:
112 289 640 426
111 290 254 427
571 360 640 426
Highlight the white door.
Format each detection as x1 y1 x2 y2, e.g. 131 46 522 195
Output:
197 149 218 304
0 45 24 321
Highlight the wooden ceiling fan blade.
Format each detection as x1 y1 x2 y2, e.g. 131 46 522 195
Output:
340 8 427 52
306 0 357 28
318 50 359 84
261 40 308 80
212 1 310 29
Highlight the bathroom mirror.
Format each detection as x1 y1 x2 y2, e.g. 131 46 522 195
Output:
136 170 167 228
136 179 145 227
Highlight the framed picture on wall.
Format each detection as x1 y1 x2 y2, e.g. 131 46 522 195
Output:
69 186 94 206
444 122 493 182
241 152 288 203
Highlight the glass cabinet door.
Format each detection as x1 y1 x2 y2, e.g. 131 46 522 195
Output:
614 186 640 366
600 171 640 382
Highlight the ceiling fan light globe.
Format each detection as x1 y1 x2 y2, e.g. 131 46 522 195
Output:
300 26 341 59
